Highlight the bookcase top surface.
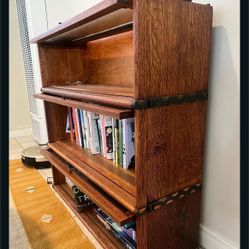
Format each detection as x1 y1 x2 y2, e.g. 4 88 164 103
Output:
30 0 133 45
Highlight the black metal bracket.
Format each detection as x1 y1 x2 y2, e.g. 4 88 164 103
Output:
132 91 208 110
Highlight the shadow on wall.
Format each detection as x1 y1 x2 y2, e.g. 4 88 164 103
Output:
201 25 239 243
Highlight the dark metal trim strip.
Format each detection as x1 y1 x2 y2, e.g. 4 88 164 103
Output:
132 91 208 110
136 182 202 216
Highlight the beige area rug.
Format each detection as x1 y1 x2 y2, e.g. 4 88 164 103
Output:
10 159 95 249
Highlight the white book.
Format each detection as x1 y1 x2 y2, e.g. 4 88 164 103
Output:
122 118 135 169
83 110 90 149
87 112 100 155
103 116 113 160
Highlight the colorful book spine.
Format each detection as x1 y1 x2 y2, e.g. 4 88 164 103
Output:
68 108 75 142
112 119 116 164
122 118 135 169
87 112 100 154
72 108 80 145
76 109 83 147
112 119 119 166
118 120 123 167
103 116 113 160
115 126 119 166
100 115 107 158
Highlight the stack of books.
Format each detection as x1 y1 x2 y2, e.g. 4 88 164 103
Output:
66 176 136 248
95 207 136 249
66 107 135 169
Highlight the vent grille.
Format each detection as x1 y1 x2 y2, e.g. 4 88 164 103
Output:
31 118 41 142
16 0 38 116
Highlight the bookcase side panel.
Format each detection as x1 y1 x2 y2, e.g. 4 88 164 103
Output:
38 45 86 87
135 102 207 208
44 102 68 142
136 190 201 249
134 0 213 99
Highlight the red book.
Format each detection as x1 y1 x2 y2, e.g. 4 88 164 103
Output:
72 108 79 145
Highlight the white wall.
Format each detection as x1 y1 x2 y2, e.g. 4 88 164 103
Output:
45 0 101 29
9 0 31 131
195 0 240 248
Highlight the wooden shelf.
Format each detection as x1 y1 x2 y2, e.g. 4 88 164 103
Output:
40 84 135 109
46 140 136 211
35 93 134 119
43 149 135 225
30 0 133 45
54 184 125 249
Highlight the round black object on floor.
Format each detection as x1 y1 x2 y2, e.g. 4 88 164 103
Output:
21 145 51 169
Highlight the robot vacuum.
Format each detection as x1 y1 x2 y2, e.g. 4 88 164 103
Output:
21 145 51 169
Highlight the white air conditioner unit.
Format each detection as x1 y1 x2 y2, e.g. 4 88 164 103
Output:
16 0 48 144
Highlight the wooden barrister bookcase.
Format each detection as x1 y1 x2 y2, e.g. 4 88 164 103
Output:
32 0 213 248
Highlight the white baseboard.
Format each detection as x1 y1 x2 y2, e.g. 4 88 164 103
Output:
9 127 32 139
200 225 239 249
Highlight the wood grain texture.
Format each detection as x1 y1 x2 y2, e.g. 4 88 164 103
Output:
38 46 86 87
39 85 134 109
43 149 135 225
135 101 207 208
54 184 125 249
52 163 66 184
30 0 132 44
39 32 134 89
85 31 134 87
48 140 137 211
34 93 134 119
136 190 201 249
51 84 134 97
44 102 68 142
134 0 213 99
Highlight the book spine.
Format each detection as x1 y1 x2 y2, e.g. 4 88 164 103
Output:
67 107 74 142
76 109 83 147
101 115 107 158
97 118 103 156
83 111 89 149
104 116 113 160
115 120 119 166
122 119 127 168
122 118 135 169
87 112 92 152
112 119 116 164
72 108 79 145
88 112 100 154
79 110 86 148
118 120 123 167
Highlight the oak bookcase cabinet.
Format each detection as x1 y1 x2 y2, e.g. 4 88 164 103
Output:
32 0 213 248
